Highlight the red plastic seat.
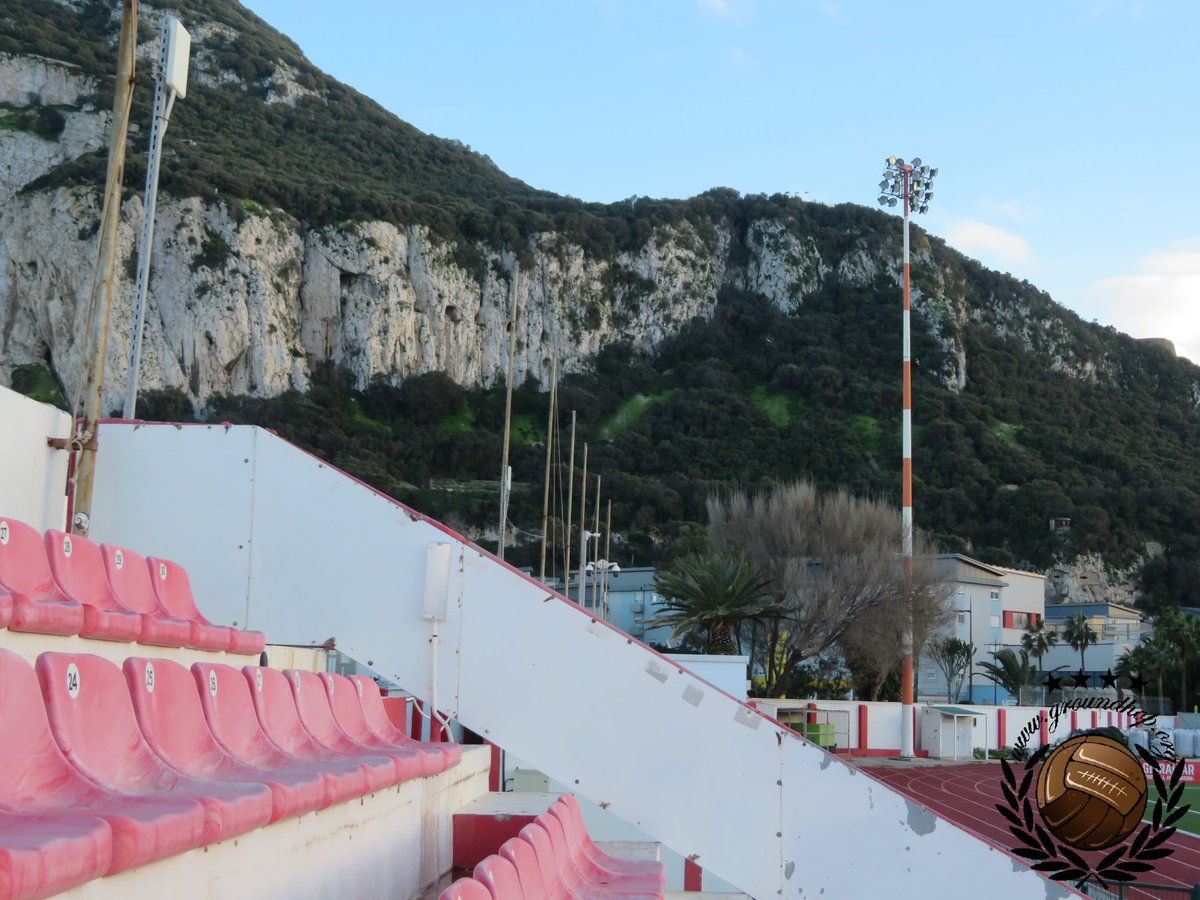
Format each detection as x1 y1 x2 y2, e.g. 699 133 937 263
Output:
539 814 660 900
193 662 367 806
285 669 423 784
0 647 208 876
124 657 328 823
500 836 550 900
100 544 193 648
44 530 142 642
440 877 494 900
0 812 112 900
0 516 84 636
148 556 264 654
0 587 11 629
37 652 274 845
243 666 395 793
351 674 464 769
519 823 569 898
550 796 665 887
320 673 446 776
474 854 526 900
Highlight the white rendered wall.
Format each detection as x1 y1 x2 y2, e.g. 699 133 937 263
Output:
0 386 71 530
89 423 1072 900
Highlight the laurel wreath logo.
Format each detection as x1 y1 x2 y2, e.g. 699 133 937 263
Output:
996 744 1189 887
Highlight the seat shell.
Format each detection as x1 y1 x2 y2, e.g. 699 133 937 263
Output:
0 647 208 875
244 666 395 793
145 557 232 651
551 796 665 887
44 530 142 642
0 516 84 636
100 544 193 648
125 657 328 823
500 835 550 900
0 812 113 900
321 673 445 777
351 674 463 769
474 854 526 900
37 652 273 845
193 662 367 806
439 877 494 900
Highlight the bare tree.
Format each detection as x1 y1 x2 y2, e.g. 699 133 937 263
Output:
927 637 976 703
709 481 951 698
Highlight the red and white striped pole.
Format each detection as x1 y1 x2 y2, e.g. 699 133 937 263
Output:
899 163 915 759
878 157 936 761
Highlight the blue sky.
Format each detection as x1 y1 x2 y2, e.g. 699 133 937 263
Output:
240 0 1200 362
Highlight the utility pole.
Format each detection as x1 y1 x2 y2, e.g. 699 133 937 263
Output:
69 0 139 536
538 355 557 582
497 265 520 560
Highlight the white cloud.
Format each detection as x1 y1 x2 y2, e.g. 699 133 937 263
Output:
1085 242 1200 362
944 220 1033 267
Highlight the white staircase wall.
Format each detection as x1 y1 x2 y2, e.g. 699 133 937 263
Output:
90 422 1071 900
0 386 71 531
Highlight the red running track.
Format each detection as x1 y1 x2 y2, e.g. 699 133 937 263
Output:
863 764 1200 898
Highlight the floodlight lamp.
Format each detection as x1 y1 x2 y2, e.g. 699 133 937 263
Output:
912 157 922 167
888 198 898 207
896 158 905 166
611 564 621 576
925 191 933 201
921 165 930 175
878 196 888 205
920 204 929 213
887 155 897 165
930 167 939 176
585 562 595 575
879 179 889 190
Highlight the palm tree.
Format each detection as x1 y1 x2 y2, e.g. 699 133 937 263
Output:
1156 610 1200 711
1116 634 1174 708
1021 618 1059 676
1063 612 1098 674
649 554 781 655
978 648 1039 703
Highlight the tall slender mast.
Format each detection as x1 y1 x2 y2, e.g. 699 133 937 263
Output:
878 155 937 760
69 0 139 535
564 411 576 592
603 500 612 620
539 355 557 582
497 265 520 560
591 476 601 611
577 444 588 606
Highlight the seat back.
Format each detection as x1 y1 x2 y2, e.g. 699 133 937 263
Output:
0 515 65 601
36 651 172 792
101 544 160 615
286 668 355 749
538 813 578 870
547 798 586 856
124 657 225 776
245 665 314 756
518 823 562 894
320 672 378 743
146 556 210 624
0 648 100 808
499 836 549 900
439 878 493 900
351 674 407 739
45 529 120 609
474 854 525 900
194 662 286 767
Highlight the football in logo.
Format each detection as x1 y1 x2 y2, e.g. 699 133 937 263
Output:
1037 734 1148 850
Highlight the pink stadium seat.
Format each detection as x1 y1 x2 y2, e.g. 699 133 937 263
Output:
37 652 274 845
439 877 494 900
539 813 660 900
100 544 193 648
193 662 367 806
147 556 264 654
0 813 112 900
0 587 11 629
44 530 142 642
321 673 448 776
551 796 665 887
285 669 423 784
499 836 550 900
0 648 208 876
519 823 566 897
243 666 396 793
351 674 464 768
474 854 526 900
0 516 84 636
124 657 328 823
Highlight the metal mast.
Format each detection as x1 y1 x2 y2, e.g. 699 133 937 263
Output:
878 155 938 759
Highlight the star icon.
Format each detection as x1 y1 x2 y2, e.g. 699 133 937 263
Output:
1073 670 1091 688
1045 672 1064 693
1128 672 1149 694
1101 669 1118 689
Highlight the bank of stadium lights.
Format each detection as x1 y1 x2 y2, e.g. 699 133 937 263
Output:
878 156 938 214
876 154 938 761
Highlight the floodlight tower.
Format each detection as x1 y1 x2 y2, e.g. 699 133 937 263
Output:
877 155 937 759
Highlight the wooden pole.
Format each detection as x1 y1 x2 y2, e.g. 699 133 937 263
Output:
592 475 602 611
70 0 139 536
497 265 520 560
564 411 576 595
578 444 588 606
538 355 557 582
604 499 612 620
